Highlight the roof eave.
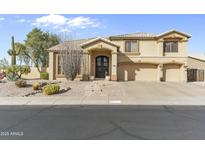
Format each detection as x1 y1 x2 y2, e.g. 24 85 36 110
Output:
80 37 120 48
157 30 192 39
109 36 157 40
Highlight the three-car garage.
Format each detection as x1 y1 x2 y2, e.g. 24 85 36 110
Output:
117 63 184 82
117 56 205 82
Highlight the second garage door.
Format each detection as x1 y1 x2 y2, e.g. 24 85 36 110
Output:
163 64 181 81
118 63 158 81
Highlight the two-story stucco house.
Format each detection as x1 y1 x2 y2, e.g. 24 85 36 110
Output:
47 29 205 82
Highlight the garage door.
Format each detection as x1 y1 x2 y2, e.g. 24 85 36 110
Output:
164 64 181 81
118 64 158 81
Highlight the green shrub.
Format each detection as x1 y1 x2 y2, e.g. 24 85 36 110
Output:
32 82 48 90
6 73 17 81
40 72 49 80
32 83 40 90
43 84 60 95
5 65 31 80
15 79 27 88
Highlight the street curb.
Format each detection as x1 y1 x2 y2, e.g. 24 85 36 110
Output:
1 96 205 106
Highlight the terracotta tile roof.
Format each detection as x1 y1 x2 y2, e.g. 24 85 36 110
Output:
157 29 191 38
47 38 92 52
110 32 157 38
47 29 191 52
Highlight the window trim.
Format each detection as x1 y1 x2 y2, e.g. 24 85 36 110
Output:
163 41 178 53
124 40 139 53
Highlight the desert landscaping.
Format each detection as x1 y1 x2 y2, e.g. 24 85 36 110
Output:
0 79 123 97
1 78 205 99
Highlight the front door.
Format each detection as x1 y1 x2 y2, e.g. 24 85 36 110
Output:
95 56 109 78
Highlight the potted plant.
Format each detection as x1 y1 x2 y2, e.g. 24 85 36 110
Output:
90 76 95 81
105 71 110 80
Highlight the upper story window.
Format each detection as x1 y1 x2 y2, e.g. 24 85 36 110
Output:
125 40 139 52
164 41 178 52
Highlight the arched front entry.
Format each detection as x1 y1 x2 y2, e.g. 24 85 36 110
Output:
95 56 109 78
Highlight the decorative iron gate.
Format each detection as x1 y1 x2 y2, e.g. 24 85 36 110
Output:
187 69 204 82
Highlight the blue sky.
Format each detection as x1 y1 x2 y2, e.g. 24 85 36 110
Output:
0 14 205 61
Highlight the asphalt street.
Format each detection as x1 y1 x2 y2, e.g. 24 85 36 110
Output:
0 105 205 139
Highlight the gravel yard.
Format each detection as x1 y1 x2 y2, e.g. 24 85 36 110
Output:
0 79 205 98
0 80 123 97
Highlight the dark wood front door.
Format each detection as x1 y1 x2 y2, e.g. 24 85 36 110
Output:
95 56 109 78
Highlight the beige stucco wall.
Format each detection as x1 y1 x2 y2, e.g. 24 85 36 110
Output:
113 40 159 56
118 55 187 65
48 31 190 82
48 52 56 80
112 40 124 52
22 67 40 79
139 41 158 56
113 32 188 57
187 57 205 69
83 41 118 52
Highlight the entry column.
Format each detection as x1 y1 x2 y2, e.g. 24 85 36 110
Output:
48 52 55 80
181 63 187 82
157 63 163 82
111 51 117 81
82 51 90 81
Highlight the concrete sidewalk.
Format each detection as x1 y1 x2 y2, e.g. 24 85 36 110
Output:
1 95 205 105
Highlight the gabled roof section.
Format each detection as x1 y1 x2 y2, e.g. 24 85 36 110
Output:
47 29 191 52
157 29 192 38
47 38 92 52
80 37 120 48
109 29 191 40
188 56 205 62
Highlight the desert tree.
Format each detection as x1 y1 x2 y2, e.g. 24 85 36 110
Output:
58 33 83 80
6 29 60 72
23 28 60 72
0 58 9 70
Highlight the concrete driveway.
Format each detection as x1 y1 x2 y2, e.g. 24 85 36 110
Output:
121 81 205 98
112 81 205 105
0 81 205 105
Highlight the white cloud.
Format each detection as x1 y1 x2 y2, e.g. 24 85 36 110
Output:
33 14 68 26
0 17 5 21
32 14 100 32
59 28 71 33
92 23 100 27
17 19 26 23
67 16 99 28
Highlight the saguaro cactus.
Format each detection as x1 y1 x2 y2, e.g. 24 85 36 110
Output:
7 36 20 65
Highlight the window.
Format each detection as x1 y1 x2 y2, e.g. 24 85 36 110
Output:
164 41 178 52
125 41 138 52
